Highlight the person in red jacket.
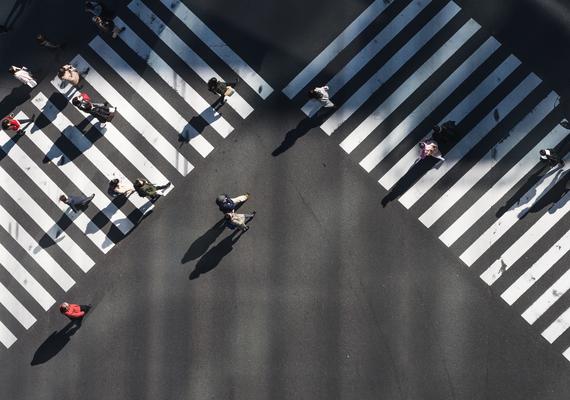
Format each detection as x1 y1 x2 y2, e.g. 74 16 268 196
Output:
2 114 24 134
59 302 91 320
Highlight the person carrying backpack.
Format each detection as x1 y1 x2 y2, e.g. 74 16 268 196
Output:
133 178 171 200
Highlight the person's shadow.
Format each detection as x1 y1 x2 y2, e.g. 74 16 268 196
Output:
272 108 334 156
31 319 83 365
189 229 243 280
181 219 225 264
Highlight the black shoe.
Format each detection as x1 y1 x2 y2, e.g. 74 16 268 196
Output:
252 210 256 215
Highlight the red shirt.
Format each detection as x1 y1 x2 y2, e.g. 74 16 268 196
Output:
63 304 85 319
2 117 20 131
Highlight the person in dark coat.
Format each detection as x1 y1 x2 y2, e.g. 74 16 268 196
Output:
539 148 564 168
208 77 239 109
133 178 171 200
215 193 249 213
72 93 116 126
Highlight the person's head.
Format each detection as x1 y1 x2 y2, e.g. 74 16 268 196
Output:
109 178 119 188
8 66 17 75
216 194 227 205
1 119 10 130
36 34 45 43
419 142 426 149
59 302 69 313
59 194 68 202
133 179 143 188
539 149 546 156
432 124 442 134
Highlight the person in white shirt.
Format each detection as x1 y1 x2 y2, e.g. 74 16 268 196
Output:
308 85 334 108
9 66 37 88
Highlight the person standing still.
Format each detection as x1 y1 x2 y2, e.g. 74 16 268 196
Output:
308 86 334 108
9 66 37 88
60 302 91 320
539 148 564 168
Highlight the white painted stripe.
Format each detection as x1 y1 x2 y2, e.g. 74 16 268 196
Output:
25 118 134 236
115 17 233 138
32 93 153 213
563 347 570 362
71 55 194 176
160 0 273 99
379 54 521 190
542 307 570 343
462 153 569 267
0 201 74 292
360 37 499 173
480 186 570 285
128 0 254 119
0 320 17 348
49 79 172 191
422 92 558 228
340 19 481 153
283 0 392 99
440 123 567 247
0 282 36 329
0 242 55 310
321 2 461 136
301 0 432 117
501 230 570 305
89 36 213 158
0 127 113 255
399 72 541 209
522 268 570 325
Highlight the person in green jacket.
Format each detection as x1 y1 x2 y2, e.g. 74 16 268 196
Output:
133 178 171 200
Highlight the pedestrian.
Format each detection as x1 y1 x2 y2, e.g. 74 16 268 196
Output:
216 192 250 213
539 148 564 168
1 114 32 134
72 92 116 126
108 178 134 197
59 193 95 212
8 66 37 88
36 33 61 49
208 77 238 107
417 139 445 162
58 64 82 87
92 16 125 39
133 178 171 200
561 119 570 130
85 0 103 16
308 85 334 108
224 211 256 231
59 302 91 320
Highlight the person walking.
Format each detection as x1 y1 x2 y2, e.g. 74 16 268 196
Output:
108 178 135 197
133 178 171 200
216 193 250 213
208 77 238 108
92 16 125 39
59 193 95 212
36 34 61 49
2 114 32 134
308 85 334 108
58 64 82 87
72 92 116 126
539 148 564 168
9 66 37 88
85 0 104 16
417 139 445 162
224 210 256 231
59 302 91 320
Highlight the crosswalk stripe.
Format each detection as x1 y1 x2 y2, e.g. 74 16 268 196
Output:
360 37 499 172
89 36 214 158
282 0 392 99
542 307 570 344
563 347 570 361
0 242 56 311
301 0 432 117
501 230 570 305
0 320 16 348
127 0 254 119
440 122 567 247
461 153 569 267
422 91 558 229
115 17 233 138
25 118 134 235
321 1 461 136
379 54 521 190
0 127 113 255
340 18 481 153
0 201 75 293
398 72 541 209
158 0 273 99
32 93 153 213
522 268 570 325
49 80 173 190
0 282 35 329
480 179 570 285
71 55 194 176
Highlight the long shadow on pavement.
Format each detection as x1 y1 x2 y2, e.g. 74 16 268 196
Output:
31 318 84 365
189 229 243 280
181 218 226 264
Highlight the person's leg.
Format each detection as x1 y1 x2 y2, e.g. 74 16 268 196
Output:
155 182 171 190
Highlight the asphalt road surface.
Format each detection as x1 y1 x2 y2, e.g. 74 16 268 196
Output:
0 0 570 399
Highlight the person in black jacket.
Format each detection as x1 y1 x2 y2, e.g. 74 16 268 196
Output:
539 148 565 168
208 77 239 109
216 193 249 213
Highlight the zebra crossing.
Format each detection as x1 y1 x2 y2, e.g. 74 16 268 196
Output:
284 0 570 361
0 0 270 349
